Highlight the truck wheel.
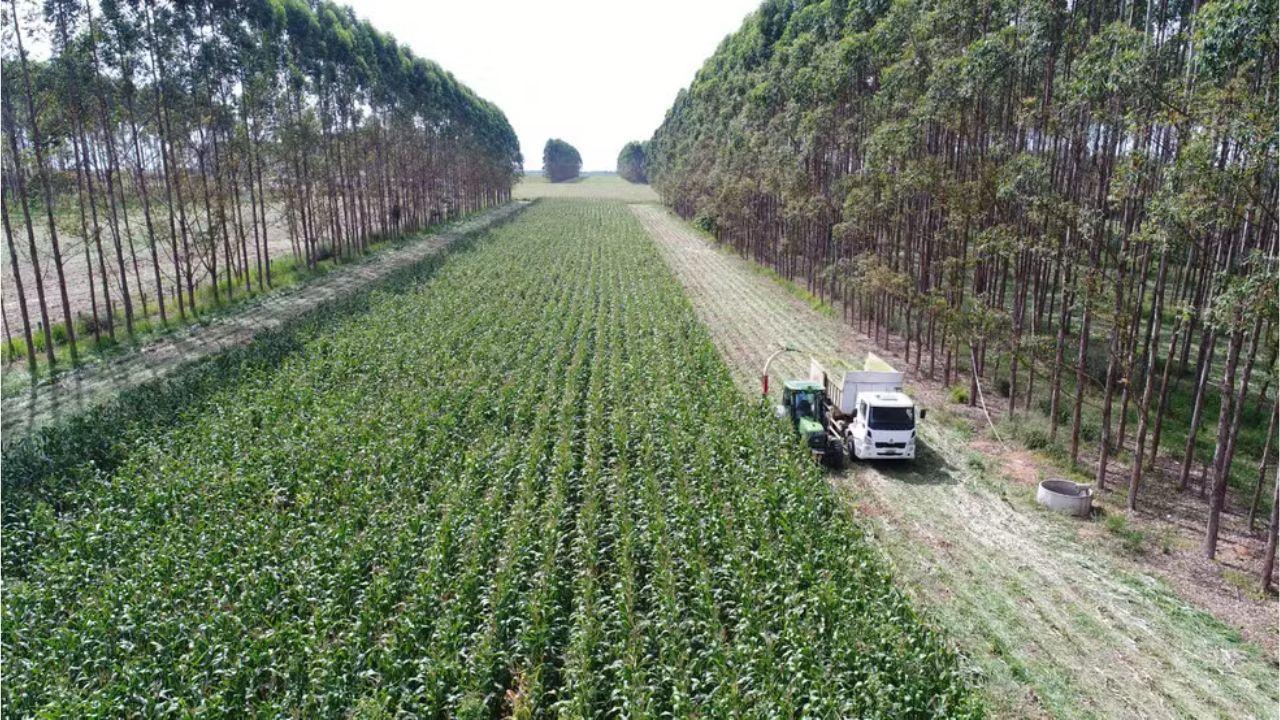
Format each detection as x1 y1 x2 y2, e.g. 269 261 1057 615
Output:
846 438 859 461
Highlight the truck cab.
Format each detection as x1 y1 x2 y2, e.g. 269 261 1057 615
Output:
781 380 830 455
846 391 918 460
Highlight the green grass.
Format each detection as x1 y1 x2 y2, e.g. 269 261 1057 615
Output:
1104 512 1147 554
1222 568 1269 601
700 239 841 319
1 199 980 717
513 173 659 202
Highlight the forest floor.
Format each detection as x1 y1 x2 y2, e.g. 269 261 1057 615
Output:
0 200 300 340
631 202 1279 720
0 202 525 443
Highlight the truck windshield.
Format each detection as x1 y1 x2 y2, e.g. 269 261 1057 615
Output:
868 406 914 430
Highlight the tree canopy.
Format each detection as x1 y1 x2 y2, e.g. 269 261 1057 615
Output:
1 0 520 368
616 141 648 183
542 138 582 182
649 0 1278 558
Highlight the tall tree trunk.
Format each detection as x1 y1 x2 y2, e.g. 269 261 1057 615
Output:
124 86 166 325
9 0 78 361
1261 479 1278 593
2 90 56 367
1 185 37 370
1204 323 1244 559
1127 247 1170 512
85 0 135 335
1179 330 1217 490
1248 404 1277 531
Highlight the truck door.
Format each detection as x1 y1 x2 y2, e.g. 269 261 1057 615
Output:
842 399 862 459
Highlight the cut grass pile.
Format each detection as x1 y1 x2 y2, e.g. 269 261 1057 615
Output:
2 200 979 717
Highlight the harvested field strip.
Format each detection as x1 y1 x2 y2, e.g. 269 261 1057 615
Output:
2 199 978 717
631 202 1278 720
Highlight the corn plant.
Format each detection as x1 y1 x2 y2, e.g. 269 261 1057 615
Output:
3 200 981 718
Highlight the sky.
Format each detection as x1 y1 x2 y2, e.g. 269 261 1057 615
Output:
350 0 762 172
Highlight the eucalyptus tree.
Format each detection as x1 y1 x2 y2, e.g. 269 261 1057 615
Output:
617 141 648 183
649 0 1278 559
1 0 520 371
5 0 77 361
543 138 582 182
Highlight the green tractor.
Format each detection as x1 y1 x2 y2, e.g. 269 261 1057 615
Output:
780 379 843 466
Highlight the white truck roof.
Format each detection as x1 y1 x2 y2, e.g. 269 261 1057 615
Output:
856 391 914 408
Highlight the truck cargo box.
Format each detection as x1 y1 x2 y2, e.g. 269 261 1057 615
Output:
810 353 904 415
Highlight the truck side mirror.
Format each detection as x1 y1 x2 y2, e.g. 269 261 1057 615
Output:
919 409 927 420
774 405 788 420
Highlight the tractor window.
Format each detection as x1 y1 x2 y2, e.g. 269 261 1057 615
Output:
796 395 812 418
868 406 914 430
793 391 819 419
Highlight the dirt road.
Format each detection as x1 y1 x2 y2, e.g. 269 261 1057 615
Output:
2 202 525 443
631 203 1277 719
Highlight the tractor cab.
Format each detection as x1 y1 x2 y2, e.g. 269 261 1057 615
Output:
781 380 827 451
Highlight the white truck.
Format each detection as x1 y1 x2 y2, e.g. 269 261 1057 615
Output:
809 353 924 461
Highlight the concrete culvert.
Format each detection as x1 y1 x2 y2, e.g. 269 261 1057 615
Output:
1037 478 1093 518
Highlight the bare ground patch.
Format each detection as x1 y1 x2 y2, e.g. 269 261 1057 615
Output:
1 201 302 339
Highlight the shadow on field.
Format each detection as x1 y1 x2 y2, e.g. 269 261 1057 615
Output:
846 439 958 487
0 207 525 578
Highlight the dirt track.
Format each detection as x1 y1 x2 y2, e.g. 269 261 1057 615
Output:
631 203 1277 719
2 203 525 443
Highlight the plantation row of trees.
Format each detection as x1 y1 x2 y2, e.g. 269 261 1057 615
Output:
616 140 648 183
542 137 581 182
649 0 1278 569
2 0 521 369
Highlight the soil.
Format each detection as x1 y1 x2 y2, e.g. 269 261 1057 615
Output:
1 201 302 339
2 202 526 443
631 202 1279 720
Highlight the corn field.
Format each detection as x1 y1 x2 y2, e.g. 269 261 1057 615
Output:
2 200 980 717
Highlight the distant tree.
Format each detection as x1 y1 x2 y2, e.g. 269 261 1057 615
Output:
617 141 648 183
543 138 581 182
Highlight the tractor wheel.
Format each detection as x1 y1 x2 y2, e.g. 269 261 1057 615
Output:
835 445 849 470
827 440 847 470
